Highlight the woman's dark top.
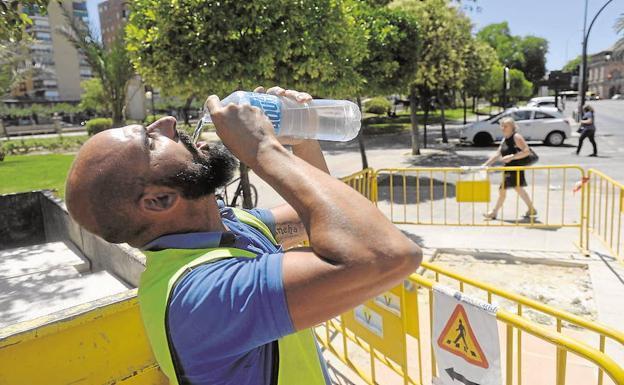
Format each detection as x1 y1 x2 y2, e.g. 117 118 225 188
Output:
500 133 527 188
581 111 595 131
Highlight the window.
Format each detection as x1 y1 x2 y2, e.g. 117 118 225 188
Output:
511 110 532 121
534 111 554 119
36 32 52 41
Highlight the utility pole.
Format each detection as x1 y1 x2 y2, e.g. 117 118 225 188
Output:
577 0 615 121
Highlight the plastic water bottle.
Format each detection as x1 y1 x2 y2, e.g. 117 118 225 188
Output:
192 91 361 143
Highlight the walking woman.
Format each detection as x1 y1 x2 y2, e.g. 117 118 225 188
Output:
576 104 598 156
483 117 537 220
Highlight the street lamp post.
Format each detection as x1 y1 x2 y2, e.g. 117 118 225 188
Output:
577 0 615 121
502 66 510 108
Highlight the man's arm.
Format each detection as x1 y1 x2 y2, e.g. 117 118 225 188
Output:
207 92 421 331
271 140 329 249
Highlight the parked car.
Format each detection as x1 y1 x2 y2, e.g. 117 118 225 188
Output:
611 94 623 100
526 96 559 109
460 106 571 147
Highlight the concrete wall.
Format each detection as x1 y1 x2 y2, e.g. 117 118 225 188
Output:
0 191 146 287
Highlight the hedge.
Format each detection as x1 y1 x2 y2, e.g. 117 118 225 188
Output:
365 97 391 115
86 118 113 136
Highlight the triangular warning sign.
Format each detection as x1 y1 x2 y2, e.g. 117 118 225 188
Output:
437 304 489 368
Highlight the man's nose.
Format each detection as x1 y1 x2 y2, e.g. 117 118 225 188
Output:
146 116 178 140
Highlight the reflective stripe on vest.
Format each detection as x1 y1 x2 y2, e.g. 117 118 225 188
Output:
138 208 327 385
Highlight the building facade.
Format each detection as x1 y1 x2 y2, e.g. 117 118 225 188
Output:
98 0 129 49
11 0 92 102
587 47 624 98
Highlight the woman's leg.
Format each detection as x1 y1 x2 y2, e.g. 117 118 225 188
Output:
489 187 507 216
588 129 597 155
576 130 588 154
515 186 536 212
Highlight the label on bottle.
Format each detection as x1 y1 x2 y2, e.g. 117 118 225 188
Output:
248 94 282 135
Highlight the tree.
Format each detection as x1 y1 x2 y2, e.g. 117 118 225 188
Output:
126 0 366 99
462 39 499 120
352 3 420 168
520 36 548 91
562 55 582 73
477 22 524 68
484 64 532 106
127 0 367 208
392 0 472 151
79 78 109 115
58 4 133 127
477 22 548 91
0 0 49 42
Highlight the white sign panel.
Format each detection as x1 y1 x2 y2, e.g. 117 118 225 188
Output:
432 285 502 385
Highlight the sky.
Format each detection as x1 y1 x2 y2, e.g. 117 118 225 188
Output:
86 0 623 71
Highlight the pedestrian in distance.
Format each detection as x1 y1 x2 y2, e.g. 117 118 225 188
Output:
576 104 598 157
482 117 538 220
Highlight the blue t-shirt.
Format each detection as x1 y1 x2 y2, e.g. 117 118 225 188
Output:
144 204 329 385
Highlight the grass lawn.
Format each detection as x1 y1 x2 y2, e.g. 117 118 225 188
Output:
0 154 75 198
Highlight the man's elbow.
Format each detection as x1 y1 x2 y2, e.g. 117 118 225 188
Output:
396 242 423 275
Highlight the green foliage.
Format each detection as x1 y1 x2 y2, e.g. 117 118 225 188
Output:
485 64 533 103
463 39 499 97
126 0 366 99
0 154 75 197
0 0 49 42
0 135 87 155
562 55 582 73
145 114 167 125
365 97 391 114
392 0 473 93
354 4 420 96
85 118 113 136
79 78 109 114
477 22 548 89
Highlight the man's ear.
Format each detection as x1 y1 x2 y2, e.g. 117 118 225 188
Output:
140 186 180 213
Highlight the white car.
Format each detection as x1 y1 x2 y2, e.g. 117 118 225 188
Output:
461 107 572 146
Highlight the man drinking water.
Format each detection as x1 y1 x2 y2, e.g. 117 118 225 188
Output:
65 86 422 385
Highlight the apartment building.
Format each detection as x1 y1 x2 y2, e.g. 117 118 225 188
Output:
587 47 624 98
11 0 92 102
98 0 129 49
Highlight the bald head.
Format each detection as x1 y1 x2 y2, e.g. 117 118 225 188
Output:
65 117 238 246
66 125 151 243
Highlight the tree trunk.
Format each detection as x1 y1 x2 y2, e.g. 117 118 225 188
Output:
438 89 448 144
409 90 420 155
356 96 369 169
463 91 467 125
239 163 254 209
183 95 195 127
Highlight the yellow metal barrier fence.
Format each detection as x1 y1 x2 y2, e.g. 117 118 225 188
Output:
315 271 624 385
373 166 586 232
586 169 624 262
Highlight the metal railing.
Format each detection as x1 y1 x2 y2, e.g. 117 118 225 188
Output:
420 261 624 385
315 272 624 385
332 168 624 385
374 166 586 233
586 168 624 262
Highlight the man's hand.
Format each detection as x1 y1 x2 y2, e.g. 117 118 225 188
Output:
253 86 312 146
205 95 281 169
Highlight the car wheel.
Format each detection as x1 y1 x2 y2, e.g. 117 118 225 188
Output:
473 132 494 147
545 131 565 146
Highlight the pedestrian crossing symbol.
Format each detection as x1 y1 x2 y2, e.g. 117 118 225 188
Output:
437 304 489 368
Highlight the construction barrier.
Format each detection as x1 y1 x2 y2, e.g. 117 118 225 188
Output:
332 167 624 385
315 270 624 385
374 166 586 231
586 169 624 262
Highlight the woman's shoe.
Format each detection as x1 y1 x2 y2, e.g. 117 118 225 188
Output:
483 212 497 220
524 209 538 217
589 154 598 157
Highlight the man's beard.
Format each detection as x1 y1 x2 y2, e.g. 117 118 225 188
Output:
153 130 238 199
